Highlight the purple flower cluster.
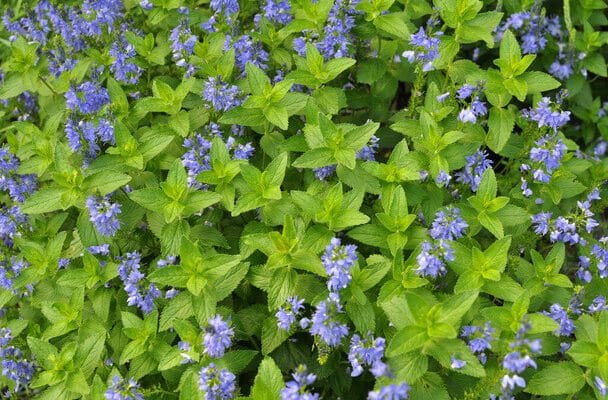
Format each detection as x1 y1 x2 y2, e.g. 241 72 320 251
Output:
202 77 243 112
117 252 161 314
260 0 292 25
456 83 488 124
461 323 494 364
86 195 122 236
495 9 561 55
203 315 234 358
415 240 454 278
456 150 493 192
402 25 443 72
0 256 29 291
201 0 240 32
109 31 143 84
170 19 198 76
322 237 357 292
0 206 29 248
64 81 115 162
416 207 466 278
429 207 468 241
276 296 305 331
0 328 35 394
542 304 575 336
181 124 254 188
498 319 541 398
281 365 319 400
3 0 126 76
304 292 349 348
104 375 144 400
348 333 387 377
199 363 236 400
316 0 360 59
0 148 37 203
367 382 410 400
227 35 270 74
522 97 571 133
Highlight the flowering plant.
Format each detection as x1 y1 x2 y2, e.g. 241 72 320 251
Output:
0 0 607 399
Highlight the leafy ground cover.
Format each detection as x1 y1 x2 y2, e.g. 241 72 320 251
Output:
0 0 607 399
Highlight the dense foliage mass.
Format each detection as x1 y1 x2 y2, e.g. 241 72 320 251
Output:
0 0 607 398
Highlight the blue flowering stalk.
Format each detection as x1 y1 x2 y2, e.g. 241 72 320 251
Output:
402 25 443 72
181 124 254 188
281 365 319 400
498 319 541 399
348 333 387 377
86 195 122 236
0 328 35 394
456 150 493 192
202 77 243 112
0 206 29 248
109 31 143 84
321 237 357 292
170 19 198 76
429 207 468 241
227 35 270 74
199 363 236 400
0 147 37 202
542 304 575 336
104 375 144 400
66 81 110 115
260 0 292 25
522 96 571 133
415 240 454 278
461 323 494 364
117 252 161 314
276 296 305 331
367 382 410 400
304 292 349 348
203 315 234 358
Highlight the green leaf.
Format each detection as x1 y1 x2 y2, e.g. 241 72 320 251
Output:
478 212 504 239
477 168 497 203
373 13 409 39
520 71 561 93
292 148 335 168
263 104 289 130
21 187 67 214
487 107 514 153
525 362 585 395
246 62 271 95
251 357 284 400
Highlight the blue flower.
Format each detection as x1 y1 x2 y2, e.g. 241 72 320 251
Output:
543 304 575 336
322 237 357 292
403 25 442 72
415 240 453 278
456 150 493 192
199 363 236 400
170 19 198 76
104 375 144 400
261 0 292 25
450 355 466 369
436 170 451 187
203 315 234 358
202 77 243 112
458 108 477 123
86 195 122 236
367 382 410 400
523 97 571 133
0 147 37 202
65 82 110 115
348 333 387 377
109 31 142 84
309 293 349 347
228 35 269 74
595 376 607 396
276 296 305 331
0 206 28 248
315 0 360 60
0 328 34 394
461 323 494 363
429 207 468 241
281 365 319 400
117 252 161 314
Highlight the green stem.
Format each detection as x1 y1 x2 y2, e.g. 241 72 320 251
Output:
563 0 576 44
